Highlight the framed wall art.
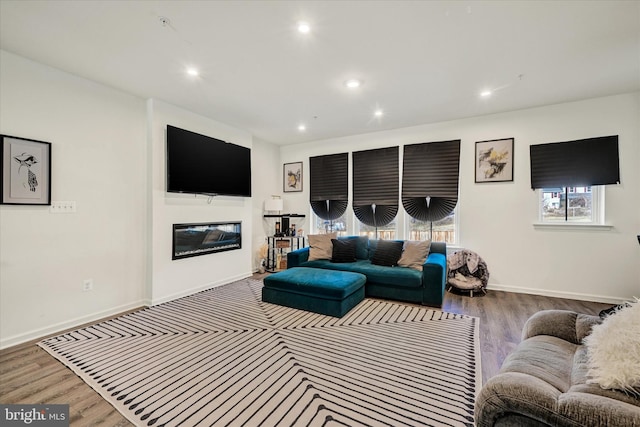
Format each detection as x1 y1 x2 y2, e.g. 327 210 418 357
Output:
475 138 514 183
283 161 303 192
1 134 52 205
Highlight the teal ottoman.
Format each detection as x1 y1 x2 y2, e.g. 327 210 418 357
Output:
262 267 366 317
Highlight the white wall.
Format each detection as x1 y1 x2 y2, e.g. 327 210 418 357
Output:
0 51 280 348
147 99 255 304
0 51 148 347
251 138 282 271
279 92 640 303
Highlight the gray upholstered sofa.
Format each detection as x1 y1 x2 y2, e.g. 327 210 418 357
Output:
475 310 640 426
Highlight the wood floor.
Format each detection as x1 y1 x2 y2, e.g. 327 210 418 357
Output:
0 275 611 426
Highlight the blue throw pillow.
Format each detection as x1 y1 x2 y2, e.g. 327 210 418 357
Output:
331 238 357 263
371 240 404 267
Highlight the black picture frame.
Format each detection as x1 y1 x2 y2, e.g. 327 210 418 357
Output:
1 134 52 205
475 138 514 183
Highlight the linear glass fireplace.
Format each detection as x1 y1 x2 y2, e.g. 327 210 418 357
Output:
172 222 241 260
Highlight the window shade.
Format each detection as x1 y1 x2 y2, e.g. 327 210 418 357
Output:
309 153 348 220
402 140 461 222
352 146 399 227
530 135 619 189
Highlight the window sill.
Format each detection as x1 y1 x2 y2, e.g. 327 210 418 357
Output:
533 223 613 231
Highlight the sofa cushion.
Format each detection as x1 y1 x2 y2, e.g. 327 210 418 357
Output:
371 240 404 266
398 240 430 270
263 267 366 300
299 259 423 288
338 235 369 260
307 232 337 261
331 238 357 263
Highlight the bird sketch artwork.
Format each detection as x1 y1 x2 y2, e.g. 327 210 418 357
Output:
11 145 42 199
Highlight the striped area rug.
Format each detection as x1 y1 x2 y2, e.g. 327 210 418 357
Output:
39 279 481 427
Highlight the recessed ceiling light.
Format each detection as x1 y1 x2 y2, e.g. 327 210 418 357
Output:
186 68 199 77
297 22 311 34
345 79 362 89
298 124 306 132
480 90 492 97
374 109 384 117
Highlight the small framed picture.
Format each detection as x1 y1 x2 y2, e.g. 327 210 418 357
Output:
283 161 303 192
475 138 514 183
1 134 52 205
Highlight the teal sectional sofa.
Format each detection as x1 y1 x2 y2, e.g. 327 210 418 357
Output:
287 237 447 307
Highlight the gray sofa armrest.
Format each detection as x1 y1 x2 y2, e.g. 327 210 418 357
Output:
521 310 601 344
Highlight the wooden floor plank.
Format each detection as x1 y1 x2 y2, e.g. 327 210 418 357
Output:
0 276 613 426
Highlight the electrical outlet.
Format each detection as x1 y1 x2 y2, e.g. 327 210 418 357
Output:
83 279 93 291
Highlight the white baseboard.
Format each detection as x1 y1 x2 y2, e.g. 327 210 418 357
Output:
1 273 255 350
149 272 253 306
487 283 629 305
0 300 146 350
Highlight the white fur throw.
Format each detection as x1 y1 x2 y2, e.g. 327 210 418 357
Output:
584 300 640 395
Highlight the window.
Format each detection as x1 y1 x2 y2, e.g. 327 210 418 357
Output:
312 212 348 236
539 186 602 223
357 220 397 240
406 210 457 244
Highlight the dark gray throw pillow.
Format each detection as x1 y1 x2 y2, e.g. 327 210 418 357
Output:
371 240 404 266
331 238 357 263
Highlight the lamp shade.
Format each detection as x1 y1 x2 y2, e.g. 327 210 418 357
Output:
264 198 283 212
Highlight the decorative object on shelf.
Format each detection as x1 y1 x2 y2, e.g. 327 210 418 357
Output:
283 161 303 192
265 195 284 236
263 213 306 237
1 134 51 205
475 137 514 183
265 235 306 272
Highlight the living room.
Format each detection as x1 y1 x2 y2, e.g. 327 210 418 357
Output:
0 1 638 425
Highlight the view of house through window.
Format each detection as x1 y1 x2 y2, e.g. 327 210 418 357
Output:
311 210 457 244
358 221 397 240
314 214 348 236
539 186 598 222
407 211 456 244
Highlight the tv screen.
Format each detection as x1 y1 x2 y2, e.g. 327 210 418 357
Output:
166 125 252 197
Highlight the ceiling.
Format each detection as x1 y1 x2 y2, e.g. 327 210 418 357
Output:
1 1 638 145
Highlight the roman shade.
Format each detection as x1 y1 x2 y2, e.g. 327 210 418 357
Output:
352 147 399 227
309 153 348 220
402 140 461 222
530 135 620 189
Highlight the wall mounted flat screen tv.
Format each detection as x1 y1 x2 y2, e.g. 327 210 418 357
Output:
167 125 252 197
